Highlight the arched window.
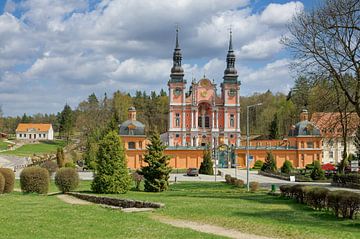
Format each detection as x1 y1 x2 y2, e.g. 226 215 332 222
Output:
175 113 180 127
230 114 235 127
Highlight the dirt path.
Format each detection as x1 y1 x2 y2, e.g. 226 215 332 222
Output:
56 194 93 205
152 215 273 239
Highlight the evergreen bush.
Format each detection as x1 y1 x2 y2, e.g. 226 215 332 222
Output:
281 160 293 174
140 132 172 192
65 161 76 168
261 152 277 172
91 131 131 194
0 173 5 194
0 168 15 193
199 147 214 175
20 167 49 194
253 160 264 170
56 147 65 168
310 160 325 180
290 184 308 203
55 168 79 193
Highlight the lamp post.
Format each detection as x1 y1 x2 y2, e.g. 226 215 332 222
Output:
246 103 262 191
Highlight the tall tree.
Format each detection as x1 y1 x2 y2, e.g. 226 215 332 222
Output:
354 125 360 160
59 104 74 144
283 0 360 117
91 131 131 194
269 113 280 139
140 132 171 192
199 146 214 175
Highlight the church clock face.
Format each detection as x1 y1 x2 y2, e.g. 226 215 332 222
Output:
228 88 236 97
174 87 182 96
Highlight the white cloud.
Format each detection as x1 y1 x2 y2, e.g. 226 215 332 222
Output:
0 0 303 115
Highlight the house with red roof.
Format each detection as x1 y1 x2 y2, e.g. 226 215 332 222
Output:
16 123 54 141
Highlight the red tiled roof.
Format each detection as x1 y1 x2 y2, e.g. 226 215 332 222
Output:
16 123 52 132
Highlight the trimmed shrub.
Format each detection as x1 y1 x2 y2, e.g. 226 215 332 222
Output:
290 185 308 203
261 152 277 172
55 168 79 193
249 181 259 192
40 160 58 175
0 173 5 194
344 192 360 219
279 185 292 197
225 174 232 184
281 160 293 174
328 191 343 218
234 179 245 188
310 160 325 180
20 167 49 194
332 173 360 189
230 177 237 185
305 187 329 210
253 160 264 170
0 168 15 193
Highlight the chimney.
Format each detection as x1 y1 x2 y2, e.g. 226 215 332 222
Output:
128 107 136 121
300 109 309 121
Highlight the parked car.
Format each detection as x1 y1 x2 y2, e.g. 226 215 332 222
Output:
186 168 199 176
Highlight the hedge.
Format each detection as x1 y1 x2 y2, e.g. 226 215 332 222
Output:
250 182 259 192
332 173 360 189
20 167 49 194
280 184 360 219
0 168 15 193
55 168 79 193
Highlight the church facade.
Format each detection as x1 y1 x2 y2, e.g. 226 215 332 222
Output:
119 30 323 170
168 29 241 148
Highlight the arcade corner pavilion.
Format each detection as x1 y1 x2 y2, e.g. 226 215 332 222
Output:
119 30 323 170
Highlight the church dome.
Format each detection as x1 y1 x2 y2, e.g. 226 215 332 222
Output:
119 120 145 136
288 120 321 137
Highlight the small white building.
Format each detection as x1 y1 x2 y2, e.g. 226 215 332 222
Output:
312 112 359 164
16 123 54 140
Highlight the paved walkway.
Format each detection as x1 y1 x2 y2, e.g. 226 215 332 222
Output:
56 194 93 205
152 215 273 239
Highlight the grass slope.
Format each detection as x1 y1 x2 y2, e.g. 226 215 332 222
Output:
0 192 220 239
0 140 9 150
95 182 360 239
0 140 66 156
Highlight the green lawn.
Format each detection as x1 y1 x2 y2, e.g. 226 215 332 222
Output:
0 140 66 156
0 140 9 150
4 181 360 239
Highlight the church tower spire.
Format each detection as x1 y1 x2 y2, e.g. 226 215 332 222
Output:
170 27 184 82
223 29 238 83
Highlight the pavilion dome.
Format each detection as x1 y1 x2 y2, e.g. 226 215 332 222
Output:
119 120 145 136
288 120 321 137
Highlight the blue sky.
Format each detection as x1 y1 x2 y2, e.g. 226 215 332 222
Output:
0 0 315 116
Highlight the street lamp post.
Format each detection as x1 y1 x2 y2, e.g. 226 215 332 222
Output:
246 103 262 191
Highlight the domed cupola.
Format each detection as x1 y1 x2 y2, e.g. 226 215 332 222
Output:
119 107 145 136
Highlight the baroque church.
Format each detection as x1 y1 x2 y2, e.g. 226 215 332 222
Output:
167 29 241 148
118 30 323 170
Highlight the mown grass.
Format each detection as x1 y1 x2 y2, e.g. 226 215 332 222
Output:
0 191 220 239
0 140 9 150
90 182 360 239
0 140 66 156
8 180 360 239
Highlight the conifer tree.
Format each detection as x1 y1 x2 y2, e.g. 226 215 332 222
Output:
56 147 65 168
140 132 171 192
199 146 214 175
269 113 280 139
91 131 131 194
310 160 325 180
59 104 74 144
261 152 277 172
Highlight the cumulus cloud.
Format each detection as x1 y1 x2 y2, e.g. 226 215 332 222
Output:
0 0 303 115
